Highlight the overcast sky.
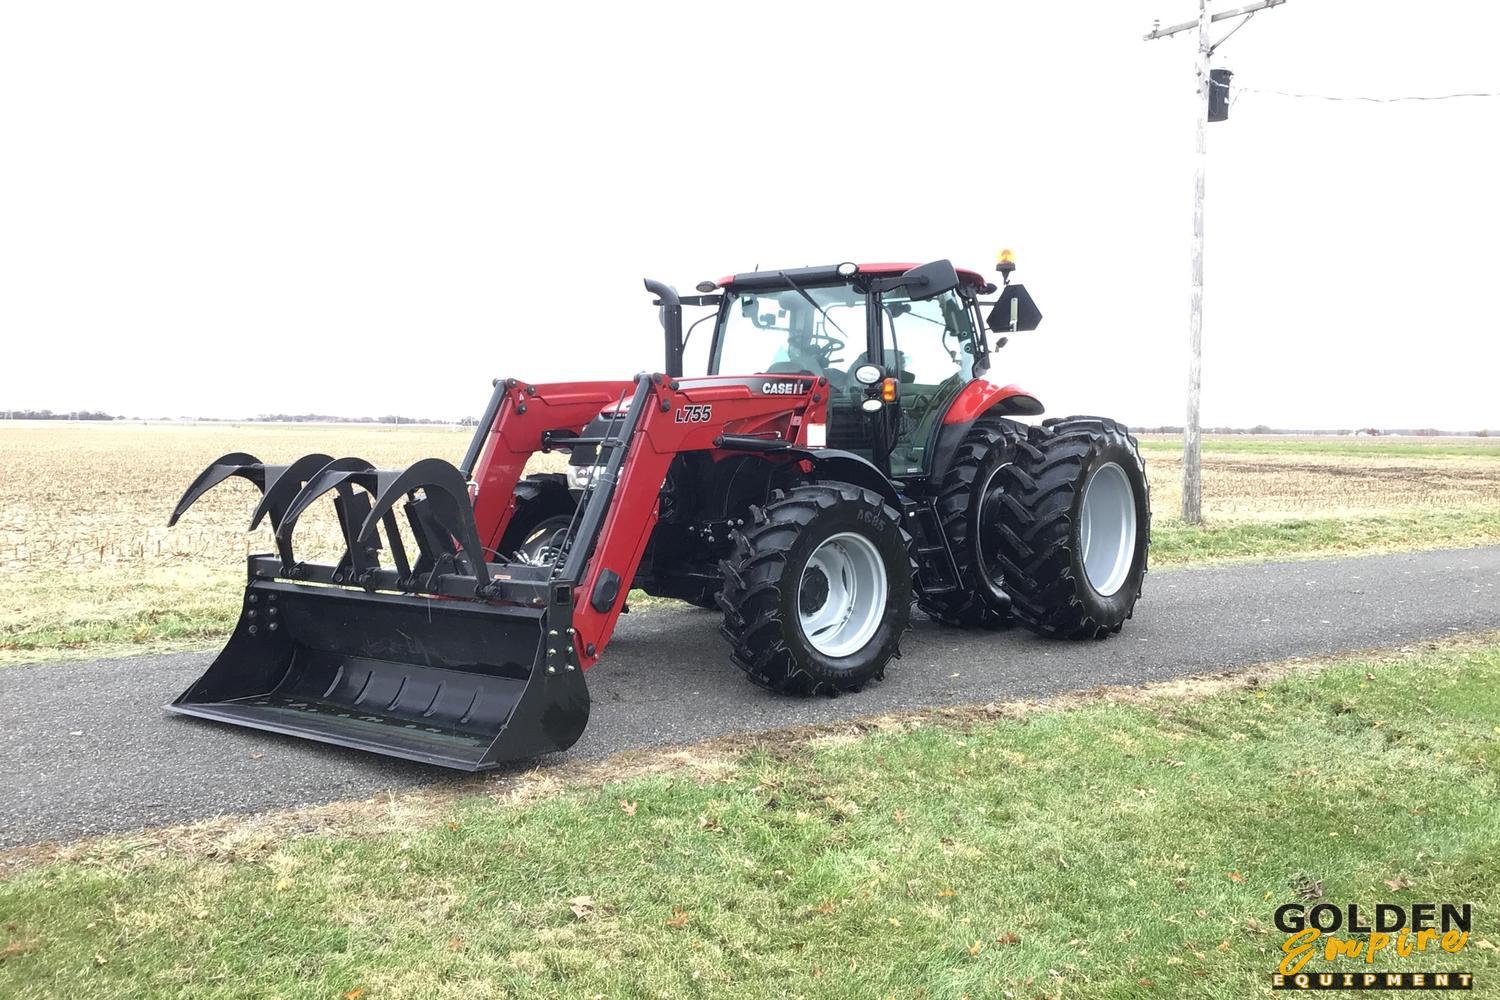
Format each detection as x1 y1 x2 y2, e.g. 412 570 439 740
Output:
3 1 1497 429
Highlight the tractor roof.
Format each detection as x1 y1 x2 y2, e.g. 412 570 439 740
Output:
717 262 988 292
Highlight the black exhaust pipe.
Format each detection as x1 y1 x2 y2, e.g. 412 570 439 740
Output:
644 278 683 378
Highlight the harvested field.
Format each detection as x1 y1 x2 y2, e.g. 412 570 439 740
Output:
1142 443 1500 520
2 422 469 573
1 423 1497 664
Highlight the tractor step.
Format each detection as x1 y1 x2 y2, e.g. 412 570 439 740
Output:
906 501 962 593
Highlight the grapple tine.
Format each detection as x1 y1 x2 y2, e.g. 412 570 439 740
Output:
168 453 265 527
248 453 336 532
273 457 376 571
356 457 490 587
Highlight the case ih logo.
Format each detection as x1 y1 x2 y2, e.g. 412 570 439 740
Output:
761 381 810 396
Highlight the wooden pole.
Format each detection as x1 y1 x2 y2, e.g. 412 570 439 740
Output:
1182 0 1210 524
1146 0 1288 522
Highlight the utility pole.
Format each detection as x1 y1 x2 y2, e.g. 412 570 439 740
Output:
1183 0 1210 524
1146 0 1287 523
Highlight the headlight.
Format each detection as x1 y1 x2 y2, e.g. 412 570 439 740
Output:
567 464 597 490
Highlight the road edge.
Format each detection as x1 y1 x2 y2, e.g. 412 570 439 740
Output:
5 629 1496 879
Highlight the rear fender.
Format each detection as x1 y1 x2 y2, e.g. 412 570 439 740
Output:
943 380 1044 426
926 383 1045 485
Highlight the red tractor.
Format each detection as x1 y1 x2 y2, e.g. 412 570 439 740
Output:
168 256 1150 769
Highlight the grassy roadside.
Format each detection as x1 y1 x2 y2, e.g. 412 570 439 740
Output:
1138 437 1500 460
0 566 244 665
0 568 671 666
1152 508 1500 566
3 640 1499 998
5 508 1500 666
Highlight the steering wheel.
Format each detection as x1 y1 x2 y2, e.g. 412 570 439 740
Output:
809 330 845 357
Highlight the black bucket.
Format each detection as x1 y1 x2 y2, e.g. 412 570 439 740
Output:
168 580 589 770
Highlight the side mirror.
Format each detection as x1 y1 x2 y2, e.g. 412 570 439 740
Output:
898 259 960 300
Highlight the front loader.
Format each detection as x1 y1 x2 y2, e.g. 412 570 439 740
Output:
168 255 1150 769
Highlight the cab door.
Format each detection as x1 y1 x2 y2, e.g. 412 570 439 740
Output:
877 290 983 477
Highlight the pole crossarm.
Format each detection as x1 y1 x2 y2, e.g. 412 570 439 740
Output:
1144 0 1285 41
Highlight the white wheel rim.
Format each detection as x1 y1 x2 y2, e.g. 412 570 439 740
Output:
1079 461 1137 597
798 531 888 658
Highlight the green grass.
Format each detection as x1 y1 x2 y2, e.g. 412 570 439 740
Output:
1138 437 1500 460
1152 508 1500 566
0 569 661 666
0 566 244 665
4 642 1499 999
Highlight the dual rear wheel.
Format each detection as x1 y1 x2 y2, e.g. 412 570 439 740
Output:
989 416 1151 637
919 414 1150 636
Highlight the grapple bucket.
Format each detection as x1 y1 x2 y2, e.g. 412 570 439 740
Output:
165 390 595 769
168 579 588 770
164 376 650 769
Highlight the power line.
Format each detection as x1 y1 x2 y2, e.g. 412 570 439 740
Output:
1231 86 1500 102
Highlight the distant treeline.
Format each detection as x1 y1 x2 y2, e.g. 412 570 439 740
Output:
2 409 1486 436
3 409 475 425
2 409 116 420
250 414 475 425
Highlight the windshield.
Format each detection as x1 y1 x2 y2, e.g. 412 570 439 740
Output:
713 283 864 384
711 281 986 475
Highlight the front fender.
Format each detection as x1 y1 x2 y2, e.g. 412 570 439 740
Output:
780 447 904 511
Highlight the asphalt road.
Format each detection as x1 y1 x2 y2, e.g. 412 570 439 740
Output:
5 546 1499 849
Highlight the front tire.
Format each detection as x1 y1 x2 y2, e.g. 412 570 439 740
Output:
497 474 575 563
992 416 1150 638
717 483 913 695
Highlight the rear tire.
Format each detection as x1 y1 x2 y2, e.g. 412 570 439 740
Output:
717 483 913 695
992 416 1150 638
918 413 1026 628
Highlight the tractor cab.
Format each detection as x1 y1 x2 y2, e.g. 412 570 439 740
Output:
707 262 1001 478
